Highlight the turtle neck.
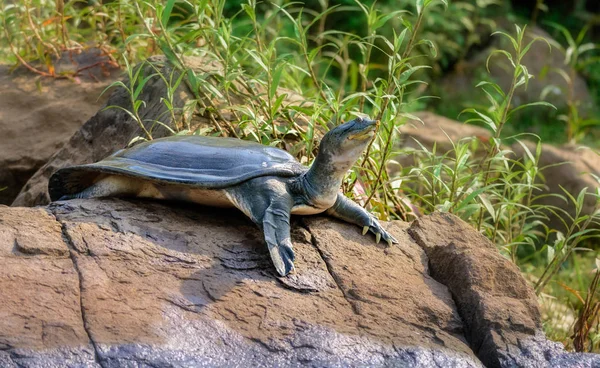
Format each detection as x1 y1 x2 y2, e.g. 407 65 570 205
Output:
303 150 347 206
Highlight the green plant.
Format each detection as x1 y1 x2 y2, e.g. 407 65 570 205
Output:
405 24 600 349
458 24 554 231
541 23 600 144
530 0 548 24
572 258 600 352
102 59 156 142
0 0 122 76
403 24 558 258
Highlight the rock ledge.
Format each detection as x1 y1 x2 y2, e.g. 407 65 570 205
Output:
0 199 598 367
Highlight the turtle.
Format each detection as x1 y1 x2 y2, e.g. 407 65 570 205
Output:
49 117 398 276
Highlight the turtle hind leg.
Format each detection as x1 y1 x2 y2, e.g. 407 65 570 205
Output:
59 185 99 200
59 176 140 201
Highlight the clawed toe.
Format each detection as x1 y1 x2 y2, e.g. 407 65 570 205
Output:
273 255 295 276
363 218 398 247
282 257 295 275
276 242 296 276
385 232 398 244
281 243 295 263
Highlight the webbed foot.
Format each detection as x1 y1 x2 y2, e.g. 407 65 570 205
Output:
262 201 296 276
268 238 295 276
326 193 399 247
362 216 398 246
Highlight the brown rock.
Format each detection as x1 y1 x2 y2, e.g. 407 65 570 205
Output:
55 199 478 365
403 112 491 143
0 50 120 205
390 111 491 174
1 199 482 366
409 212 553 367
0 206 96 365
2 199 597 366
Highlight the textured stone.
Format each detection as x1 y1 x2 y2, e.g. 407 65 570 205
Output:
0 49 120 205
2 200 598 366
0 200 480 367
0 206 97 367
408 212 600 367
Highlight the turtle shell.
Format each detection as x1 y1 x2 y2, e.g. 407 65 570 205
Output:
49 135 307 201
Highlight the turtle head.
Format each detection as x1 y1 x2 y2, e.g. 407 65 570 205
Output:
303 117 377 208
318 117 378 171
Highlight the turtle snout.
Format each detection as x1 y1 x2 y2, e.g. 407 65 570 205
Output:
347 117 377 141
363 118 378 126
354 116 378 127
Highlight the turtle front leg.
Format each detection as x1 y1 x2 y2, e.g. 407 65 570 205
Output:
227 182 295 276
262 198 295 276
326 193 398 246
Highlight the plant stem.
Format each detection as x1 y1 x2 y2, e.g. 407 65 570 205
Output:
477 71 518 230
363 121 394 207
356 9 425 177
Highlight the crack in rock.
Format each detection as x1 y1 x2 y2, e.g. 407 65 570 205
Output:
53 214 106 368
299 220 362 316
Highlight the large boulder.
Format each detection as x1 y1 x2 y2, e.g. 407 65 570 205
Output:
1 199 598 367
0 49 120 205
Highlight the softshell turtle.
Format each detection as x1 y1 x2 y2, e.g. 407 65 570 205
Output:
49 117 397 275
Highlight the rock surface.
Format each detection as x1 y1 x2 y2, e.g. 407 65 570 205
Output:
402 112 492 146
408 213 592 367
0 50 120 205
1 199 598 367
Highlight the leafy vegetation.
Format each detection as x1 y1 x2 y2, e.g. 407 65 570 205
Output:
1 0 598 352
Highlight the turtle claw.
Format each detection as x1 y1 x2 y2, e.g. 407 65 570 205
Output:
266 237 296 276
272 250 295 276
276 240 296 276
365 216 398 247
362 226 369 235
